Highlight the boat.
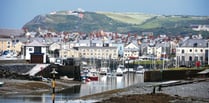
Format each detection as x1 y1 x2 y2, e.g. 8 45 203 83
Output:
135 65 145 74
80 69 90 82
116 68 123 76
0 81 4 87
116 65 125 76
135 69 145 74
88 72 99 81
60 76 74 81
99 67 108 75
87 68 99 81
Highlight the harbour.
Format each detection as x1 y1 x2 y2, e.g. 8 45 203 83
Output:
0 73 144 103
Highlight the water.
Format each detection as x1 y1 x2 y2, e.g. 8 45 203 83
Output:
0 73 144 103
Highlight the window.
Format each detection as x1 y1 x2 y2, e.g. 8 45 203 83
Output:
181 49 185 53
200 56 203 61
200 49 203 52
182 56 185 61
189 56 192 61
34 47 41 53
190 49 192 52
29 48 33 51
193 43 198 47
195 56 198 61
195 49 197 52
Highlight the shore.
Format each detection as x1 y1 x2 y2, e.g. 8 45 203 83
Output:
1 78 209 103
80 78 209 103
0 78 81 95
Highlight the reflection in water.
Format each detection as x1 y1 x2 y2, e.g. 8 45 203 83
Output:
0 73 144 103
79 73 143 97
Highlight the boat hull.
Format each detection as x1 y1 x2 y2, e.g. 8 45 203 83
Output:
88 76 99 81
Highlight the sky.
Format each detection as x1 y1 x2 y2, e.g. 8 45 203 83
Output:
0 0 209 29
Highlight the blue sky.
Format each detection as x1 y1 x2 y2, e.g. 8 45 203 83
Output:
0 0 209 29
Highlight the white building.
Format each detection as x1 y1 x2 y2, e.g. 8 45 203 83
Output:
123 42 139 59
78 46 118 59
192 25 209 31
23 40 48 63
176 39 208 67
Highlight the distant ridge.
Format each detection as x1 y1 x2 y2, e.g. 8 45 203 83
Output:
23 11 209 36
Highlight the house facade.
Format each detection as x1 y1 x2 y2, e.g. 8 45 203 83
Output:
0 38 12 52
123 42 139 59
176 39 208 67
59 48 79 59
78 46 118 59
23 40 48 63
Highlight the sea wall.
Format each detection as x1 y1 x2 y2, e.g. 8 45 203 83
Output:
144 69 203 82
0 64 35 78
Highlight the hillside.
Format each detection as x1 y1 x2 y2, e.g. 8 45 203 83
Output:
23 11 209 36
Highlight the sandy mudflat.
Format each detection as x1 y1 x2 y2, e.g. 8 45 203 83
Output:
80 79 209 103
0 79 81 95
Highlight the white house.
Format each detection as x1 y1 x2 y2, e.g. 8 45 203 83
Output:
176 39 208 67
49 42 61 51
123 42 139 59
23 40 48 63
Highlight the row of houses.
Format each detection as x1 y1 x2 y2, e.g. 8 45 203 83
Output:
0 29 209 67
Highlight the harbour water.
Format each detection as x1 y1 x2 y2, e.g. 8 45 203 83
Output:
0 73 144 103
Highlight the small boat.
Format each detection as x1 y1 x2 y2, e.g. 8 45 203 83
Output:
135 69 145 74
60 76 74 81
88 68 99 81
0 81 4 87
135 65 145 74
88 72 99 81
116 65 125 76
116 68 123 76
99 67 108 75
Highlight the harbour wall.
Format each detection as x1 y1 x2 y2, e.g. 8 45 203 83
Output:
144 69 204 82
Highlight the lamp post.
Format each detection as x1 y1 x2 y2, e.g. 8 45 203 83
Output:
51 68 58 103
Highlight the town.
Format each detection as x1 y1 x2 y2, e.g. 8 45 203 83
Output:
1 27 209 103
0 28 209 68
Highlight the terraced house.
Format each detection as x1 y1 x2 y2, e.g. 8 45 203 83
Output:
0 38 12 52
78 46 118 60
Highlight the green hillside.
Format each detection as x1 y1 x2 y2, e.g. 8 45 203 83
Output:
24 12 137 33
97 12 155 25
23 11 209 36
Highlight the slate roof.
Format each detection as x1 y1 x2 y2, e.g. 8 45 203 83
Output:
25 40 47 47
0 29 24 37
180 39 208 47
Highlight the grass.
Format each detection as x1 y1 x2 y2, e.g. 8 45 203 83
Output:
134 60 164 65
98 12 154 25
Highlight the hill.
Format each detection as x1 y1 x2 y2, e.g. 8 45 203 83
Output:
23 11 209 36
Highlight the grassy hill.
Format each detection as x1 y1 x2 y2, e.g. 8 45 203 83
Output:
23 11 209 36
97 12 155 25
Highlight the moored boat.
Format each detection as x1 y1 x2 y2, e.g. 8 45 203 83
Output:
88 72 99 81
0 81 4 87
116 65 125 76
99 67 108 75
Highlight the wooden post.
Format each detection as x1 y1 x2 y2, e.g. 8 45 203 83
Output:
51 68 57 103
